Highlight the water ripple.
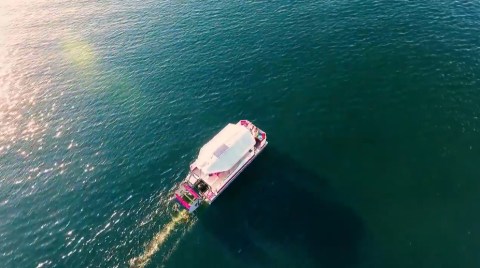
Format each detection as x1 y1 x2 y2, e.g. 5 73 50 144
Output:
0 0 479 267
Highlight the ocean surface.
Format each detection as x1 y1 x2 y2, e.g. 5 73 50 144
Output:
1 0 480 267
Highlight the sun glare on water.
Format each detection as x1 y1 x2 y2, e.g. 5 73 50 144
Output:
0 0 51 142
0 0 98 154
1 1 185 266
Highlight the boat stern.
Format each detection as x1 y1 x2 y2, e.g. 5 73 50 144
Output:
174 183 202 213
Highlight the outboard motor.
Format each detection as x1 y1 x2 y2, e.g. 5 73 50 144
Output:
197 181 209 193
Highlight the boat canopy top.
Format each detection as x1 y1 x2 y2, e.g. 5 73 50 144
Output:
192 123 255 174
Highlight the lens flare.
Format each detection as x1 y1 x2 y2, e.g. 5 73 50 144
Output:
61 38 96 70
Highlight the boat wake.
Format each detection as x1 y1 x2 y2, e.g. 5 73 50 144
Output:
128 209 190 268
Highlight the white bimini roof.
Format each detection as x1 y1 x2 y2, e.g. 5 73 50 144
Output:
193 123 255 174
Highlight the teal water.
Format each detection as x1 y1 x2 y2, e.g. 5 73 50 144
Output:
1 0 480 267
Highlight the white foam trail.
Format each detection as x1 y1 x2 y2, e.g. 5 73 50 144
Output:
129 210 189 268
161 215 197 267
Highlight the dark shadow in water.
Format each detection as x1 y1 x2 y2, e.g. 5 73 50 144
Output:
198 147 366 268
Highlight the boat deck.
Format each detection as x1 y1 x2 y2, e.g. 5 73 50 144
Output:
203 172 228 193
